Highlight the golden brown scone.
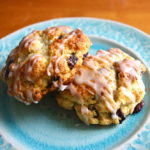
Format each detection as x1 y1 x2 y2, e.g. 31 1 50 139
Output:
56 48 146 125
46 28 91 91
1 26 91 104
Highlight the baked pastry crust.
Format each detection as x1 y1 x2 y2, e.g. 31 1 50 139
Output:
56 48 146 125
1 26 91 104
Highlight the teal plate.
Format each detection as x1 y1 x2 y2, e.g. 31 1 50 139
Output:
0 18 150 150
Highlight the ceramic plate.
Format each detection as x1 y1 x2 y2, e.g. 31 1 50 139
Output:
0 18 150 150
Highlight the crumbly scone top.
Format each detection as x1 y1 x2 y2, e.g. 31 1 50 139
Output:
1 26 91 104
57 48 146 125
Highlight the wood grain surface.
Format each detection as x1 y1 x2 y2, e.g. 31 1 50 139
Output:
0 0 150 38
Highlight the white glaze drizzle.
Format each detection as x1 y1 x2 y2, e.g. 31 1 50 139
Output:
19 30 40 48
83 58 99 71
57 26 71 33
74 68 110 96
96 50 110 57
46 27 56 34
111 113 118 120
55 56 63 73
95 51 113 65
59 84 68 91
46 26 71 34
24 101 31 105
24 54 42 81
94 55 112 64
95 49 126 65
68 83 84 105
109 48 123 59
8 63 19 78
46 55 57 76
24 38 36 48
26 89 34 102
96 50 112 60
47 62 53 76
74 66 118 113
46 30 76 76
52 81 59 88
9 54 42 103
105 100 116 114
55 54 69 73
56 30 76 55
20 37 36 48
14 94 31 105
117 59 141 79
81 106 90 125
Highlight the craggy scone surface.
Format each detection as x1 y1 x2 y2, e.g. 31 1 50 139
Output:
1 26 91 104
56 48 146 125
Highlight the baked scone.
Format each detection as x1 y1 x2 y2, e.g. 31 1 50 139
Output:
1 26 91 104
46 27 91 91
56 48 146 125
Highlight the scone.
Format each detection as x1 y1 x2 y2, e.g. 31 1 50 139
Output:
56 48 146 125
1 26 91 104
46 27 90 91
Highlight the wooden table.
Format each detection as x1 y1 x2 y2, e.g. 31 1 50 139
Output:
1 0 150 38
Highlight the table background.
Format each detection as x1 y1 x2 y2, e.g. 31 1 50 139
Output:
0 0 150 38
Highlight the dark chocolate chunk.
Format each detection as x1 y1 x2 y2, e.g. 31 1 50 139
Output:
92 96 96 100
116 109 125 123
83 52 88 59
4 59 14 79
52 76 60 81
93 110 99 118
133 101 144 114
67 53 78 69
4 68 10 79
47 76 60 88
7 59 14 66
46 81 52 88
89 104 95 110
58 35 64 39
88 105 99 118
